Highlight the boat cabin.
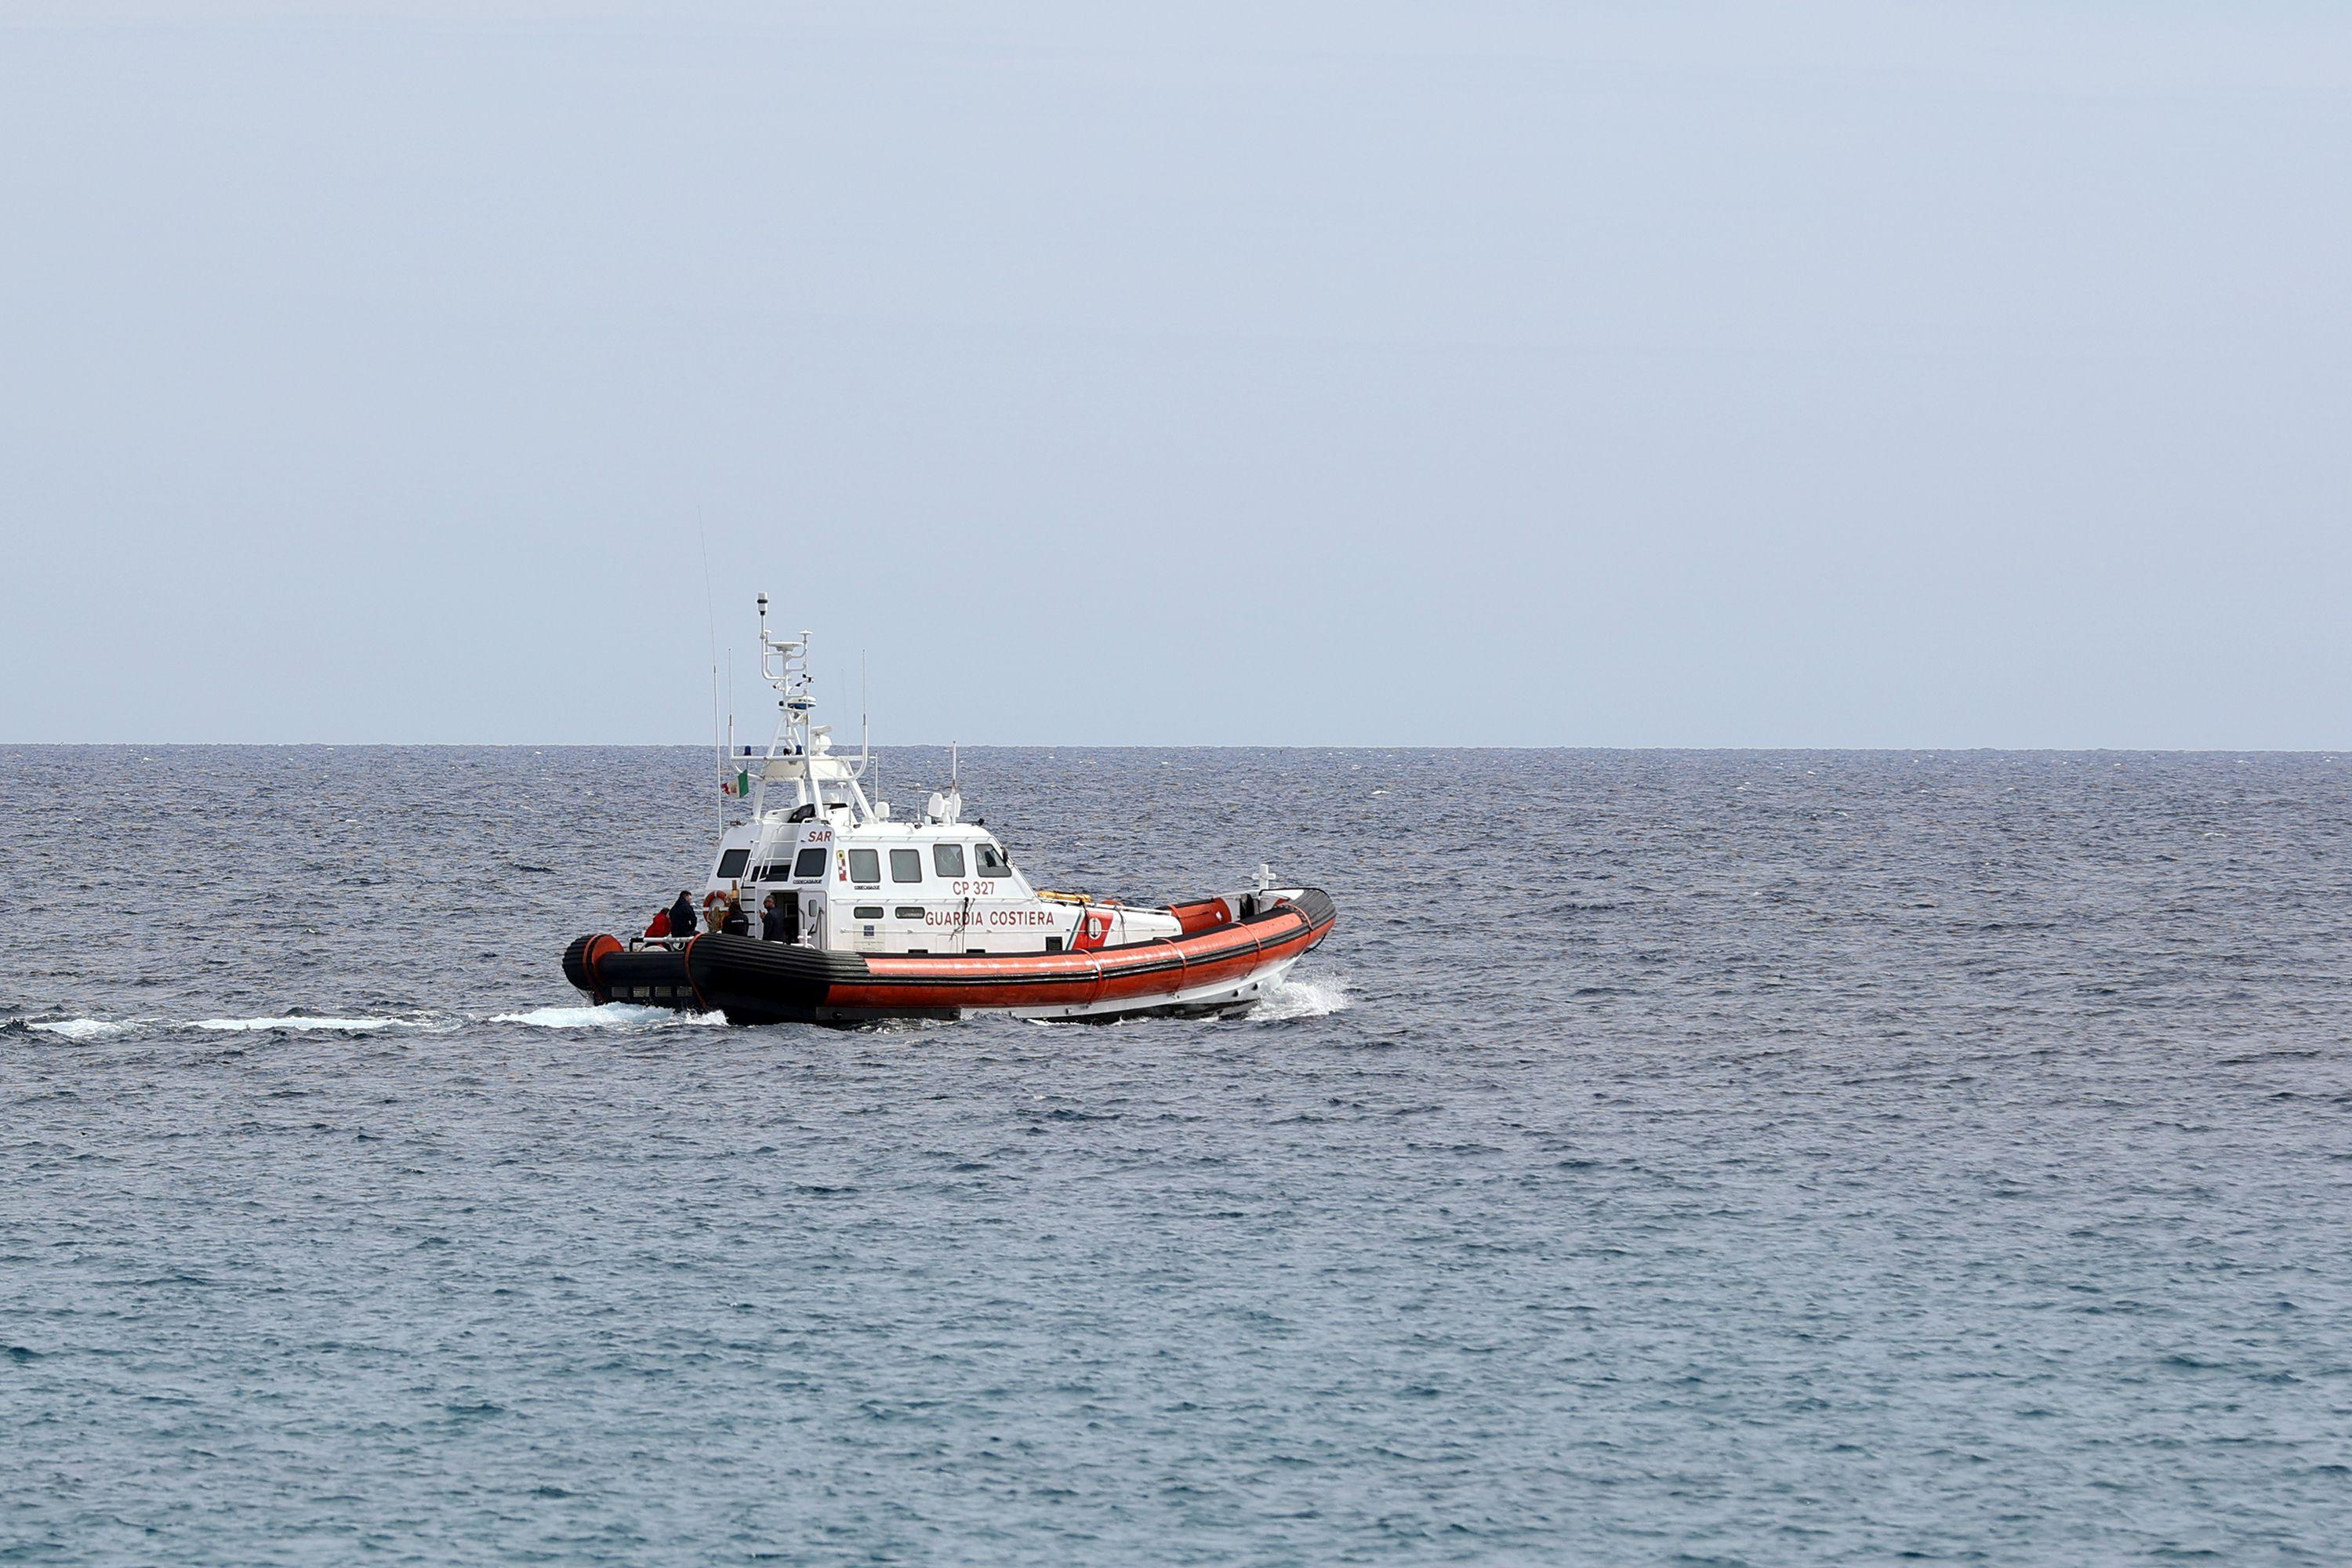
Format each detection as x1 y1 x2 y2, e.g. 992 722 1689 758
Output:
686 597 1183 956
702 814 1138 956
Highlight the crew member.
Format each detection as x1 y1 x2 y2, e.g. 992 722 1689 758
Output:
760 891 788 942
668 890 697 938
720 894 750 936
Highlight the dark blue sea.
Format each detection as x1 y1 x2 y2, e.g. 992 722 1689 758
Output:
5 746 2349 1565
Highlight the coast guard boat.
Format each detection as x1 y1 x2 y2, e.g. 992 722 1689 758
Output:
562 595 1335 1024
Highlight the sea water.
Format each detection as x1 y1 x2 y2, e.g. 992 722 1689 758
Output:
3 746 2348 1564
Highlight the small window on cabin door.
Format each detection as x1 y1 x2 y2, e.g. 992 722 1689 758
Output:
933 843 965 879
848 849 880 884
974 842 1010 878
890 848 923 884
792 847 827 880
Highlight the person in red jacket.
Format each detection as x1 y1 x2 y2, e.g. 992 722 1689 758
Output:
644 906 673 939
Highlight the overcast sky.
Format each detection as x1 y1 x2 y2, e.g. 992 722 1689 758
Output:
3 2 2347 746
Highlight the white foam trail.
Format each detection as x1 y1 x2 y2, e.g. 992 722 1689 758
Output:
27 1018 137 1040
1249 972 1352 1021
188 1015 445 1033
491 1003 723 1030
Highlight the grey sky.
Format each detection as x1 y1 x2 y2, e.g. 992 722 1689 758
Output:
4 2 2346 746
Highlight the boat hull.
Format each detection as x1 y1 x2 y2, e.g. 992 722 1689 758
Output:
563 889 1335 1025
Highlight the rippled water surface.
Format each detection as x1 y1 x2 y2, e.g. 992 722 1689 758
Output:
5 746 2350 1565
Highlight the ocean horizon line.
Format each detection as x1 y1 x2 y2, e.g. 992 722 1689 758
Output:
2 740 2345 757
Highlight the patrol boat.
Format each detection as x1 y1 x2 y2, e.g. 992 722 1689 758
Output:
561 594 1336 1025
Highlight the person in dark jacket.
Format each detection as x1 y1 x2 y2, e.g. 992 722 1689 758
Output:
720 894 750 936
668 891 697 940
760 892 788 942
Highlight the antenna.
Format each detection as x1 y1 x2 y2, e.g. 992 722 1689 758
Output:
860 651 870 775
699 515 721 830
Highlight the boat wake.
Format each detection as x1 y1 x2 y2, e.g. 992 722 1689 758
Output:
491 1003 728 1031
18 1014 457 1040
16 981 1351 1041
22 1018 140 1040
191 1015 456 1034
1246 972 1352 1021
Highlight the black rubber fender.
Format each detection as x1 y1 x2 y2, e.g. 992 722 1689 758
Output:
562 933 621 1001
684 934 869 1024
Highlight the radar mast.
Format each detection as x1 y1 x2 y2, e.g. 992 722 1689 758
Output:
743 593 873 824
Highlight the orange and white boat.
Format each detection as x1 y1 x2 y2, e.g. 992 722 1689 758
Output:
562 595 1335 1024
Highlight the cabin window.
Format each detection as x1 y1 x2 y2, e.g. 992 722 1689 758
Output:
854 906 884 920
974 842 1011 878
894 906 924 920
716 848 751 880
848 849 880 884
933 843 965 878
890 848 923 884
792 847 826 880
